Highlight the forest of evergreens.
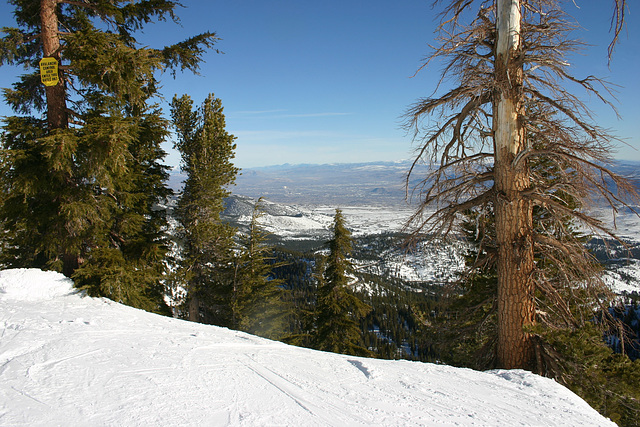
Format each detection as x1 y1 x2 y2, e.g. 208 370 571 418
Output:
1 0 639 425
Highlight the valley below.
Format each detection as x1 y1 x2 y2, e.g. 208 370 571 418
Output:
168 160 640 364
198 160 640 295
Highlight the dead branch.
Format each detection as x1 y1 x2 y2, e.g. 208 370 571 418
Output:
405 0 639 356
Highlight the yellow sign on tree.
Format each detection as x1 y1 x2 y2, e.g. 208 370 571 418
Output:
39 57 59 87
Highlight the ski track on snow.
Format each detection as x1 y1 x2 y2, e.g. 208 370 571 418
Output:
0 269 617 426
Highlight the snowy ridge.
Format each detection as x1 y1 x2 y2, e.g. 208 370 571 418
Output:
0 269 614 426
222 195 640 291
604 259 640 294
224 196 416 240
0 269 79 301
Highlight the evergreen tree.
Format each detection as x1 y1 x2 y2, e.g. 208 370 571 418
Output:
313 209 371 356
71 108 174 313
404 0 637 371
426 155 640 423
430 140 600 369
231 198 286 339
0 0 216 310
170 93 238 325
276 249 318 349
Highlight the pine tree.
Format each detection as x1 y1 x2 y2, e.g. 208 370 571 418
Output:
426 146 640 423
404 0 637 371
231 198 286 339
429 126 605 369
71 108 174 313
170 93 239 325
277 249 318 349
313 209 371 356
0 1 217 311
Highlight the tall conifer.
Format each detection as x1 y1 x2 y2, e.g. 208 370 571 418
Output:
404 0 637 371
0 1 217 311
170 93 238 325
231 198 286 339
313 209 371 356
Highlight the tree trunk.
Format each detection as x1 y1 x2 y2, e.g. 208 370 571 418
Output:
40 0 68 130
61 252 79 278
188 295 200 322
41 0 80 277
493 0 536 370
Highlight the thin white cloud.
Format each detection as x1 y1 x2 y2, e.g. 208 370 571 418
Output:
279 112 353 118
229 110 352 119
233 129 347 140
231 109 287 115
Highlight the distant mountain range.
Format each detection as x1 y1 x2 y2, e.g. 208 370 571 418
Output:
233 161 418 206
169 159 640 207
169 160 431 206
165 160 640 290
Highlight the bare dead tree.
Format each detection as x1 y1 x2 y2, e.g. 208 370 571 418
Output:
609 0 627 61
405 0 637 371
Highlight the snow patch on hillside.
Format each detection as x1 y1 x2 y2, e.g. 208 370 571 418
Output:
359 240 468 285
591 205 640 243
604 259 640 294
0 269 615 426
228 196 416 240
309 205 414 237
0 269 77 301
257 210 332 239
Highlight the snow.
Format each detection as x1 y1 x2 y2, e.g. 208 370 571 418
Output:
591 206 640 243
232 204 417 241
258 211 331 239
368 240 468 284
0 269 78 301
603 259 640 294
0 269 614 426
309 206 414 237
258 200 640 290
236 203 416 240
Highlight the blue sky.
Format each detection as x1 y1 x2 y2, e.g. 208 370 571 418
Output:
1 1 638 168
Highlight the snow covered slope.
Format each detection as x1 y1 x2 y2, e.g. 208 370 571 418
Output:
0 269 614 426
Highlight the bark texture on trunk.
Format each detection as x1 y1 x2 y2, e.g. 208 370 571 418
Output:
188 296 200 322
494 0 536 370
41 0 79 277
40 0 68 130
62 252 79 278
